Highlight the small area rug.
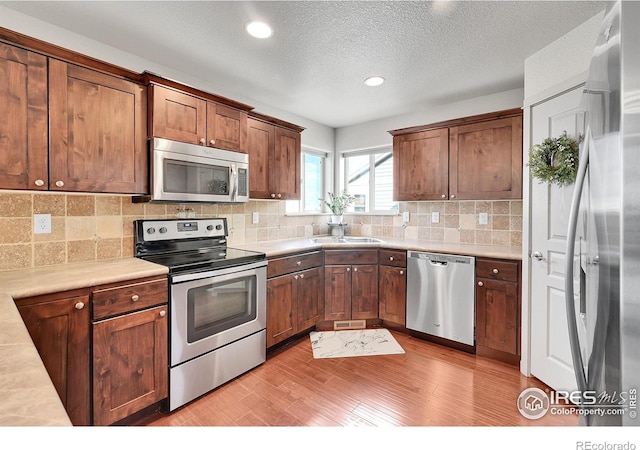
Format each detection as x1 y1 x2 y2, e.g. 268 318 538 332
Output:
309 328 405 359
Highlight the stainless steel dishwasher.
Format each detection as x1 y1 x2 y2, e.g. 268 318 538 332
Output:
406 251 475 346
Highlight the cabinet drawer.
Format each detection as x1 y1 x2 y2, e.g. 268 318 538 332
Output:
267 251 323 278
379 249 407 267
476 258 519 283
92 278 168 320
324 249 379 265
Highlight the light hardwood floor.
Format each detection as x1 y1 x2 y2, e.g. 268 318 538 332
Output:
141 329 577 427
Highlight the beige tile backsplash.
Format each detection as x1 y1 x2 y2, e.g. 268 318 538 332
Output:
0 192 522 271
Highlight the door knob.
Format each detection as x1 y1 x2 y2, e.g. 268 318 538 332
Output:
532 251 544 261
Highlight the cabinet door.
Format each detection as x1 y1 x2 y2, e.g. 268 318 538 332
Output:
49 59 147 193
378 265 406 325
271 126 301 200
475 278 519 355
93 305 168 426
0 42 48 190
449 115 522 200
17 294 91 426
247 118 274 199
296 267 324 331
393 128 449 201
150 84 206 145
351 265 378 320
266 274 296 347
324 265 352 321
206 102 247 152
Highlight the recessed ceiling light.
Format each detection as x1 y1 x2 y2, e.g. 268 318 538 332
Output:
246 21 273 39
364 76 385 87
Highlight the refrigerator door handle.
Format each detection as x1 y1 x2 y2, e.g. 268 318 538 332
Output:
565 125 591 395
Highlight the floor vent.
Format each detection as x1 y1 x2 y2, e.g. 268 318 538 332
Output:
333 320 367 330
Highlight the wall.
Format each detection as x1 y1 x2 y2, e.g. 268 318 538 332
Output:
0 192 328 271
0 5 335 152
345 199 522 247
334 88 524 152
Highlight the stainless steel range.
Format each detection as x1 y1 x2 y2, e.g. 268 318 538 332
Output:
134 217 267 411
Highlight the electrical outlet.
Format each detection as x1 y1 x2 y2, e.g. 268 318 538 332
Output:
34 214 52 234
478 212 489 225
402 211 410 222
252 211 259 224
431 211 440 223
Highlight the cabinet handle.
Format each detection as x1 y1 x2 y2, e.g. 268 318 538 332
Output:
346 267 351 272
277 193 282 198
296 261 301 265
75 301 85 310
299 273 304 279
294 275 299 280
492 268 499 274
389 256 394 261
271 193 276 198
451 194 456 199
160 310 166 318
477 281 484 287
34 179 45 187
400 270 404 275
441 194 446 199
199 138 206 145
353 267 358 272
131 294 139 302
55 180 64 188
209 139 216 146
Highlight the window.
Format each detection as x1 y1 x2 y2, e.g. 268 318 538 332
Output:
286 148 328 213
343 149 397 213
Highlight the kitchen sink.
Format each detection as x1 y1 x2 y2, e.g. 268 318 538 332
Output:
310 237 384 244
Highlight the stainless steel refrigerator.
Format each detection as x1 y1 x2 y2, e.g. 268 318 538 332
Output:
565 0 639 426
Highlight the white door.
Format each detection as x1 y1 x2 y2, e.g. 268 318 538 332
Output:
529 85 585 392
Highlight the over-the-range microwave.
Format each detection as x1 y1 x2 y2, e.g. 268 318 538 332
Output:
137 137 249 204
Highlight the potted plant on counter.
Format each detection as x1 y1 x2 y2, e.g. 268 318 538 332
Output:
323 190 355 224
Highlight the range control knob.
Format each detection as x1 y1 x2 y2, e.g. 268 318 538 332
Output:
215 224 223 230
146 227 156 234
207 225 214 231
159 227 168 234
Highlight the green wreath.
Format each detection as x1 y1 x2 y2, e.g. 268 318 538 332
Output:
528 134 580 186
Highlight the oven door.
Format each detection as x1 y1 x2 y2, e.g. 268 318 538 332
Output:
170 260 267 366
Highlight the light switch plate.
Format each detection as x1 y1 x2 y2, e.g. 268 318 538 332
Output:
402 211 410 222
252 211 259 224
34 214 52 234
478 212 489 225
431 211 440 223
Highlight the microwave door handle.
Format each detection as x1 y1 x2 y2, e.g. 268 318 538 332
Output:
230 164 237 202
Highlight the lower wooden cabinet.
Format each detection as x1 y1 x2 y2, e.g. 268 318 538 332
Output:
378 249 407 326
92 305 168 426
16 290 91 426
475 258 521 365
266 251 324 347
324 249 379 321
14 275 168 426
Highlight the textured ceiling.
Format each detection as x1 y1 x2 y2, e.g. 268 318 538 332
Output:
1 1 606 128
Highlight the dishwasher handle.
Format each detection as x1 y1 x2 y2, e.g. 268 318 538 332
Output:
408 251 474 266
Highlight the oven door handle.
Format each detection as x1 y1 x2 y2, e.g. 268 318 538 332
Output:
229 164 238 202
171 260 267 284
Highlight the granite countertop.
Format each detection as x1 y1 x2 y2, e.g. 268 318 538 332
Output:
0 258 168 426
233 236 523 261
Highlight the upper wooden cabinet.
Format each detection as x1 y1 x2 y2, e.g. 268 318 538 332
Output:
49 60 148 194
148 83 249 152
247 113 304 200
0 42 48 190
389 109 523 201
393 128 449 201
